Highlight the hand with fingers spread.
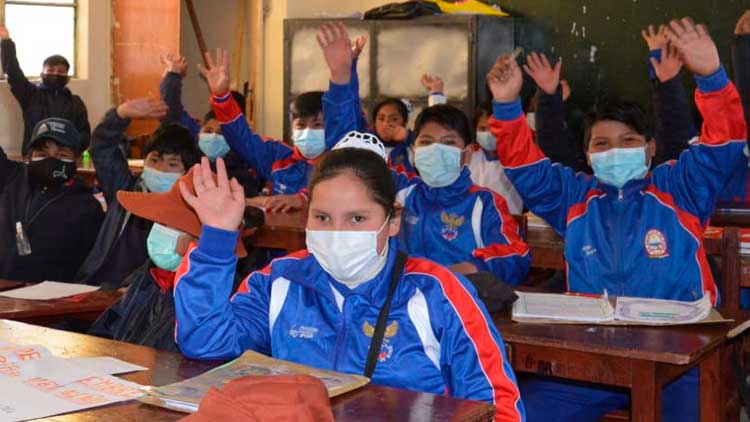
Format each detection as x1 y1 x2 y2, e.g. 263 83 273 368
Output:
487 55 523 103
116 98 169 120
523 52 562 95
0 25 9 40
650 43 684 83
161 53 188 77
352 35 367 60
641 24 668 51
317 22 360 85
380 124 409 143
180 157 246 231
263 194 305 213
421 74 445 94
197 48 231 96
665 17 720 77
736 10 750 36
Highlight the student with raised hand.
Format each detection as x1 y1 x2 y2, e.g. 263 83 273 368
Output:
0 24 90 155
421 73 524 214
523 52 589 173
319 23 416 172
488 17 745 421
200 48 325 213
0 118 103 282
397 105 530 285
158 53 260 198
172 151 525 421
75 98 201 287
641 24 697 162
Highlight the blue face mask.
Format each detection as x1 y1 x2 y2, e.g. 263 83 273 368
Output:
475 131 496 151
590 147 649 188
146 223 185 271
414 143 463 188
141 166 181 193
293 129 326 159
198 133 230 160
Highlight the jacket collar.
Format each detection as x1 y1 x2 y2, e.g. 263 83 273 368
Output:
595 174 651 199
38 83 72 95
417 166 473 205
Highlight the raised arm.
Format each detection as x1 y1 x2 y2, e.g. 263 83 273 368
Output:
488 53 591 235
90 98 167 203
319 23 369 148
159 53 190 127
200 48 292 182
652 18 747 223
173 157 271 359
0 25 35 109
421 73 447 106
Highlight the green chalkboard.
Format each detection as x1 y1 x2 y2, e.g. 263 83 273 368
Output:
487 0 748 112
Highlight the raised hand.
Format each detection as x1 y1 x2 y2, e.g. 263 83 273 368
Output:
352 35 367 60
317 22 355 85
487 54 523 103
641 24 668 50
180 157 246 232
736 10 750 35
0 25 9 40
665 17 720 77
650 43 683 82
197 48 230 96
116 98 168 120
161 53 188 77
421 74 445 94
523 52 562 95
379 124 409 143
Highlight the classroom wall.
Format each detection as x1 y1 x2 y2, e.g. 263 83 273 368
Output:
0 0 112 157
488 0 749 114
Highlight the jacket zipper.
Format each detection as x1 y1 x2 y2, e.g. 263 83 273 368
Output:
613 189 625 295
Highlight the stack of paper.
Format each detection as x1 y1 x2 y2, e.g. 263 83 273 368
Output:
0 343 146 421
0 281 99 300
142 350 369 413
512 291 717 326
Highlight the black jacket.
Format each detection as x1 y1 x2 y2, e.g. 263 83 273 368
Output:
75 110 151 286
1 39 91 154
0 148 104 282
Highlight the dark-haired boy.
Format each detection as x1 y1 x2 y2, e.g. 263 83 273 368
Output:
76 98 201 287
0 25 90 154
488 18 744 421
0 118 103 282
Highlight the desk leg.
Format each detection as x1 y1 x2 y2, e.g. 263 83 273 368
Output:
631 360 660 422
700 348 722 422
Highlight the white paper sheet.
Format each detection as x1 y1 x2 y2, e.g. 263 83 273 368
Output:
614 295 712 325
11 357 146 386
0 281 98 300
513 291 614 322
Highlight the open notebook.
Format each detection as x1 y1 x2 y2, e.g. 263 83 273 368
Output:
141 350 370 413
512 291 727 326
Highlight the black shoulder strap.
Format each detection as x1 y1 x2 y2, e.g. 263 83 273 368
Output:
364 251 408 378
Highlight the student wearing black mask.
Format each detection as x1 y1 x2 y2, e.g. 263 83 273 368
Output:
0 118 104 282
0 24 90 155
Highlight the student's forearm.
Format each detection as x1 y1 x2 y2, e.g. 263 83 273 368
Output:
323 79 365 149
89 109 135 202
160 72 186 125
1 39 34 105
652 75 694 165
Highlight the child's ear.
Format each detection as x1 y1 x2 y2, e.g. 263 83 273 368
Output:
388 205 402 237
646 138 657 159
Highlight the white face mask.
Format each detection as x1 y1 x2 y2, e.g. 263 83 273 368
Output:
306 217 390 289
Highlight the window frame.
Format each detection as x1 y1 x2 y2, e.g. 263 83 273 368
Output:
3 0 79 79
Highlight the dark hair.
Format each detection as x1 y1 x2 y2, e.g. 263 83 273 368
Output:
290 91 324 120
203 110 217 124
42 55 70 72
583 98 654 151
231 90 246 110
308 148 395 216
143 123 201 168
473 102 492 132
414 104 473 146
372 98 408 124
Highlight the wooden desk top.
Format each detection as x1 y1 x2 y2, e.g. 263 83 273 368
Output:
494 309 750 365
0 280 121 324
0 320 494 422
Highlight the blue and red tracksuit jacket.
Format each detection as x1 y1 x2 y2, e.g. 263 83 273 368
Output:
323 60 416 172
396 168 530 285
211 92 320 195
173 230 525 421
491 67 746 303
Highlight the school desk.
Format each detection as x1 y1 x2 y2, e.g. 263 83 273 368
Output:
0 280 121 326
495 309 750 422
0 319 496 422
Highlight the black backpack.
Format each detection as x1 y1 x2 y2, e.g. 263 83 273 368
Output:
363 1 441 20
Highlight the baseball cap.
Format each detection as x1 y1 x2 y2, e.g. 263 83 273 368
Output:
29 117 82 154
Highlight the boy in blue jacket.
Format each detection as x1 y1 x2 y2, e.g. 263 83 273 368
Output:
488 17 745 421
